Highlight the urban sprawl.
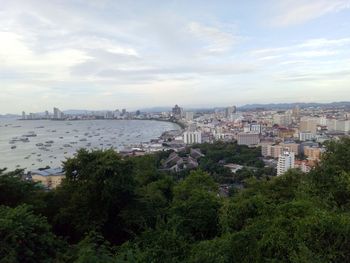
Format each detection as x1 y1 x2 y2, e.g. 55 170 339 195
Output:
20 104 350 190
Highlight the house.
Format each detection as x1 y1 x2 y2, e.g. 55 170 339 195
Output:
30 167 65 189
224 163 244 173
161 151 200 172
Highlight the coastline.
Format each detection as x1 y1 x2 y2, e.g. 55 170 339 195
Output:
1 118 184 171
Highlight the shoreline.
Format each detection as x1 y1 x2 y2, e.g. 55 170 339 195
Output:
1 118 184 172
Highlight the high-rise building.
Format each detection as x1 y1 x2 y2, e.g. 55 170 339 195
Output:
183 131 202 144
53 107 64 119
22 111 26 120
172 104 183 119
114 110 120 118
225 106 236 119
185 111 194 121
277 151 295 176
292 105 300 119
53 107 59 119
104 111 113 119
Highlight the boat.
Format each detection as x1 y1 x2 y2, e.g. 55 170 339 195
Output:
45 140 54 144
79 138 87 141
11 145 16 149
36 143 44 146
23 131 37 137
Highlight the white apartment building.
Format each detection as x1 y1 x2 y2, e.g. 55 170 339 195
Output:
277 151 295 176
299 132 314 141
183 131 202 144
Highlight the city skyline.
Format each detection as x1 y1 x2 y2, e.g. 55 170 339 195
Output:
1 0 350 113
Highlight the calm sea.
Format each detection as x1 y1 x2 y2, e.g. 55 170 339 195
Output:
0 119 180 171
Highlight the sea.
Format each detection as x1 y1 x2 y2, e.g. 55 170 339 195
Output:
0 118 180 171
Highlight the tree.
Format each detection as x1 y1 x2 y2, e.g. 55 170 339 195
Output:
0 169 43 208
0 205 65 263
170 170 221 240
66 231 116 263
52 149 136 244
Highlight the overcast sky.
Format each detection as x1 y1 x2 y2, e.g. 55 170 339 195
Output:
1 0 350 114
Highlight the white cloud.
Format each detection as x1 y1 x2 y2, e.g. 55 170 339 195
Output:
188 22 238 53
270 0 350 27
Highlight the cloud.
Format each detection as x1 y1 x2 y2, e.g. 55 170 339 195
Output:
270 0 350 27
188 22 239 53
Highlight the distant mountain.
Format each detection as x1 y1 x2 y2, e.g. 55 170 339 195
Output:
238 101 350 110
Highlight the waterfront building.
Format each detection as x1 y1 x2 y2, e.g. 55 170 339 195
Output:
53 107 64 119
172 104 183 119
183 131 202 144
30 168 65 189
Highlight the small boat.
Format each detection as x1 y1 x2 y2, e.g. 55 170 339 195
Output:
36 143 44 146
11 145 16 149
23 131 37 137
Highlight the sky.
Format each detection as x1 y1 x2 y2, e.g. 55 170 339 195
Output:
1 0 350 114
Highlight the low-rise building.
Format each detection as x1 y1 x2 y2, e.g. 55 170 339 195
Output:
303 146 323 161
30 168 65 189
237 132 260 146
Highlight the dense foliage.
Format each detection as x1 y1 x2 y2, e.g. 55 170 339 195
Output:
1 138 350 262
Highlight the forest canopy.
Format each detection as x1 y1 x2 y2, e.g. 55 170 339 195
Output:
1 138 350 262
